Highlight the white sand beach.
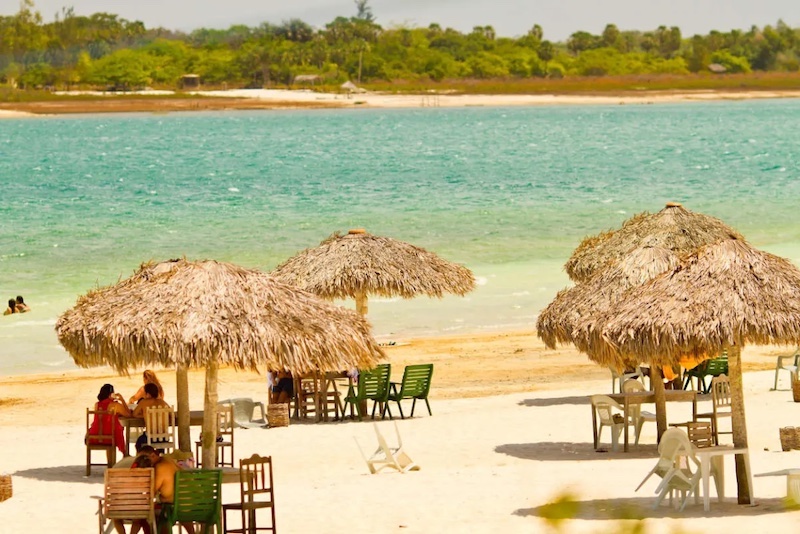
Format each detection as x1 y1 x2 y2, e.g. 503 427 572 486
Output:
2 333 800 532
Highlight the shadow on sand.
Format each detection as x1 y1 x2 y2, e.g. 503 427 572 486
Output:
518 396 590 407
517 496 789 521
496 441 659 461
14 465 104 484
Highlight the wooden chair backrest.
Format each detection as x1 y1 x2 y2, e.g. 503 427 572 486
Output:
218 404 234 438
239 453 275 504
103 468 155 521
397 364 434 399
711 375 732 410
86 408 116 449
144 405 176 448
686 422 714 449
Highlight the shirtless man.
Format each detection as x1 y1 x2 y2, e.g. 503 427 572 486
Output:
132 383 171 451
138 447 194 534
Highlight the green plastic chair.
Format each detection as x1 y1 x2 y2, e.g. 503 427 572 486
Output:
343 364 391 421
160 469 222 533
682 352 728 394
388 364 434 419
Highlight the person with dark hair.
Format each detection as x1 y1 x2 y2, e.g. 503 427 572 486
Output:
86 384 131 459
113 453 155 534
4 299 16 315
15 295 29 312
132 383 170 451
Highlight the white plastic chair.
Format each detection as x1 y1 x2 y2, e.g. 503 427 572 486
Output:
636 428 701 511
591 395 634 451
773 348 800 390
219 398 267 429
610 366 645 393
622 379 656 445
355 422 420 474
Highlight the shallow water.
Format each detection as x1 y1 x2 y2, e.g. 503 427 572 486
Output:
2 99 799 375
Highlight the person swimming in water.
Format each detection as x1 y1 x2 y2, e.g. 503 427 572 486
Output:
4 299 16 315
15 296 29 313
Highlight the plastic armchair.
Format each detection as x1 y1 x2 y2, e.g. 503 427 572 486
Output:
343 364 391 420
388 364 434 419
590 394 634 451
354 422 420 474
772 348 800 390
610 366 644 393
636 428 702 511
219 398 267 429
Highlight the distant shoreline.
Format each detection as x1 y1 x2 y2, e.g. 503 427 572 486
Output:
2 87 800 117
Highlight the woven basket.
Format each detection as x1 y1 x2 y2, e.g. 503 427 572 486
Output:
780 427 800 451
793 377 800 402
0 475 11 502
267 404 290 428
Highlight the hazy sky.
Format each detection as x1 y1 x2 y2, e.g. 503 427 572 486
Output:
17 0 800 41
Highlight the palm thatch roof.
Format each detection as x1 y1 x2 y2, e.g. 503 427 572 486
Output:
56 258 385 374
271 229 475 304
564 202 743 283
580 238 800 368
537 246 680 368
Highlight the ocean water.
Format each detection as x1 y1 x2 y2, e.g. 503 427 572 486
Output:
2 99 800 376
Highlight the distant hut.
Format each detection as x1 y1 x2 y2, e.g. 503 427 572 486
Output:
180 74 200 89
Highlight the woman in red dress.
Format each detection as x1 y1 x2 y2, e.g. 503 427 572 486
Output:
87 383 131 457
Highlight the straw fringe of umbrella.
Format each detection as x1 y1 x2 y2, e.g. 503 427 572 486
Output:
537 246 680 369
564 203 743 284
272 229 475 315
583 238 800 367
57 259 384 374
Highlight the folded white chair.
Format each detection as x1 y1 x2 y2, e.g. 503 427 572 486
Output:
355 422 420 474
636 428 702 511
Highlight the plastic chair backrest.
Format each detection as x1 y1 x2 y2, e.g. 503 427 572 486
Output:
622 379 644 393
397 364 434 399
706 357 729 377
359 364 391 402
590 395 622 425
171 469 222 525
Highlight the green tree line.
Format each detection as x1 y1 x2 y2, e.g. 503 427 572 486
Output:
1 0 799 90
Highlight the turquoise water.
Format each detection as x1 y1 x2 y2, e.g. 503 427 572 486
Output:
2 100 800 375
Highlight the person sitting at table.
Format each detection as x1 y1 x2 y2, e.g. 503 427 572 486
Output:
132 383 171 451
87 383 131 458
268 369 294 404
129 370 165 404
138 446 195 534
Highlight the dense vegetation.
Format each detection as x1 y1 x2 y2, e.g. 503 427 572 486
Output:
1 0 799 91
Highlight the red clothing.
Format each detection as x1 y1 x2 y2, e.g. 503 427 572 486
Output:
87 398 126 454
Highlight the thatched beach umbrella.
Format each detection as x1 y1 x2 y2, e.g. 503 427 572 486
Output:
56 258 385 467
271 229 476 316
564 202 743 284
585 237 800 504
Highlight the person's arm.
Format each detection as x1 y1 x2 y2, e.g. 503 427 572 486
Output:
132 403 145 418
129 386 145 404
111 399 131 417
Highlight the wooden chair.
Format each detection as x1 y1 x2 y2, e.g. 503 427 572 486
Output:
223 454 276 534
196 404 235 467
388 364 434 419
343 364 391 421
693 375 732 445
161 469 223 534
144 405 177 453
86 408 117 476
95 467 156 534
293 374 323 421
686 421 714 449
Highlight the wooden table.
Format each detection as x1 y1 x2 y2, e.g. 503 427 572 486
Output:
595 390 698 452
693 445 755 511
120 410 204 456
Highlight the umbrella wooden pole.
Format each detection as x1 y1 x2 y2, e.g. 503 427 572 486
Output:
651 365 668 441
201 361 219 468
727 344 752 504
176 365 190 452
355 291 368 316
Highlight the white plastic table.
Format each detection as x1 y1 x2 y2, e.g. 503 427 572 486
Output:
693 445 755 511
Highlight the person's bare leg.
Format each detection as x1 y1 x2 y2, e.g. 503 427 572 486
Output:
180 521 195 534
113 519 127 534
